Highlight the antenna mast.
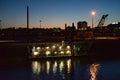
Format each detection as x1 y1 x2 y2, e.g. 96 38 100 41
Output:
27 0 29 29
0 20 2 29
40 20 42 28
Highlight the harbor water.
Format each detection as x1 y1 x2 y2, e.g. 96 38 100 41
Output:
0 59 120 80
0 40 120 80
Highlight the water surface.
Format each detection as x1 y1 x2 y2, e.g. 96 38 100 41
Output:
0 59 120 80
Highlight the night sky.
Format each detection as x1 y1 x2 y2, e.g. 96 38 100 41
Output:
0 0 120 29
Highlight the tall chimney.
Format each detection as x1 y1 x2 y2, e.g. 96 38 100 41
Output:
27 6 29 29
65 24 67 29
72 23 74 27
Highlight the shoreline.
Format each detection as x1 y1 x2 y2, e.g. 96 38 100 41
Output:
0 39 120 62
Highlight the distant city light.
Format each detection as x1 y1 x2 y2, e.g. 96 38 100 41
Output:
112 22 118 24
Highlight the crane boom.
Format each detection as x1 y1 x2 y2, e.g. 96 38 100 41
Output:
97 14 108 27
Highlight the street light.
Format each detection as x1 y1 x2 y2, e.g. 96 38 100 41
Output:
91 11 96 29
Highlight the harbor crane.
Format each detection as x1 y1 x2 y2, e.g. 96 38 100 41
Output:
97 14 108 27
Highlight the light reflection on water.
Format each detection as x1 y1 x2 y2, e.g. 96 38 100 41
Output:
46 61 50 74
32 59 72 80
31 59 100 80
1 59 120 80
32 61 41 75
67 59 71 73
53 61 57 74
90 63 100 80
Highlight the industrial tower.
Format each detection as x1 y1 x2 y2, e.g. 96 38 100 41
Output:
97 14 108 27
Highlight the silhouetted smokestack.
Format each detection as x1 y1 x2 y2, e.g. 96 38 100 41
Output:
27 6 29 29
72 23 74 27
65 24 67 29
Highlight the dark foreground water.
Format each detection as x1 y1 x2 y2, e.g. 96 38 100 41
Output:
0 59 120 80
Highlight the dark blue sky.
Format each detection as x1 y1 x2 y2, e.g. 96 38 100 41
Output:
0 0 120 29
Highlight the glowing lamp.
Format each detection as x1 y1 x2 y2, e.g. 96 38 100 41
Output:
33 51 39 56
91 11 96 16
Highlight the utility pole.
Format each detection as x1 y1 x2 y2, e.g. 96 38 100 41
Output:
0 20 2 29
27 0 29 29
40 20 42 28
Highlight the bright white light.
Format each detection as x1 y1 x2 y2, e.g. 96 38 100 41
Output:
59 46 62 50
91 11 96 16
46 46 50 50
54 51 57 54
60 51 64 54
33 51 39 56
37 47 41 50
45 51 51 56
52 45 56 49
66 50 71 55
112 22 118 24
66 45 71 49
